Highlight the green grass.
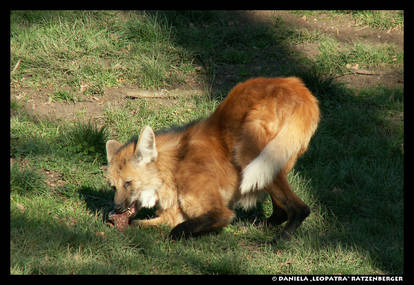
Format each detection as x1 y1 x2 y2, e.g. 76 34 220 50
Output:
10 11 195 92
10 10 403 275
293 10 404 31
344 10 404 30
316 38 403 76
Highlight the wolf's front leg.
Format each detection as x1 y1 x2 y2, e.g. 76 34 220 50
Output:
131 217 165 228
131 207 185 229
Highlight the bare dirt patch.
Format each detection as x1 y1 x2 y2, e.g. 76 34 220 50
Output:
11 87 121 123
336 65 403 89
11 86 204 124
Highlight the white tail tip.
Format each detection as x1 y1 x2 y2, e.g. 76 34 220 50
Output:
240 151 281 194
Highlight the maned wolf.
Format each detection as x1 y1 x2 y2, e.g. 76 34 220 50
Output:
105 77 320 240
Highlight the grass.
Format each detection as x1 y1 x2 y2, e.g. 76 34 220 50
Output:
316 38 403 76
10 11 195 93
344 10 404 30
10 10 403 275
293 10 404 31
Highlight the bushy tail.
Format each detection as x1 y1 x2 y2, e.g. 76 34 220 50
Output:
239 122 303 194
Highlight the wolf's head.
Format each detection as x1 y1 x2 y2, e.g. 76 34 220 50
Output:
106 126 162 214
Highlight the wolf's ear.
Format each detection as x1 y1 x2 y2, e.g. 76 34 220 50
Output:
106 140 122 163
135 126 157 163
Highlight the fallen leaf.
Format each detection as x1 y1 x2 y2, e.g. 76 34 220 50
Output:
98 98 107 105
65 217 77 227
15 202 26 214
80 84 88 93
11 59 22 74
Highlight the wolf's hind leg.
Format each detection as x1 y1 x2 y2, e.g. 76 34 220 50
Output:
265 172 310 241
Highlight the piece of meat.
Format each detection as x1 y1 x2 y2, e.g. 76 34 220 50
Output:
107 204 137 232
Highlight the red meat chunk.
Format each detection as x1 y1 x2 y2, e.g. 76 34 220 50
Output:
107 204 137 232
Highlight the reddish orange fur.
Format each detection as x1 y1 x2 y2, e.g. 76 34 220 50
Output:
106 77 320 239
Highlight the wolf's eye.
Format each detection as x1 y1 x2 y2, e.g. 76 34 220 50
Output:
124 181 131 189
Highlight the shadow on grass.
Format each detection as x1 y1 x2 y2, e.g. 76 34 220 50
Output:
10 116 108 165
10 212 119 274
11 210 246 274
153 10 403 274
78 186 158 223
